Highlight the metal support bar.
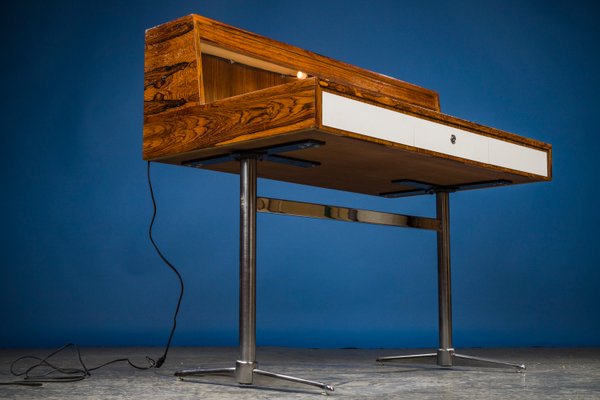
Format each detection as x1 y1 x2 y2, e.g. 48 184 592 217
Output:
257 197 440 231
174 155 334 393
381 179 511 198
376 190 525 371
182 140 324 169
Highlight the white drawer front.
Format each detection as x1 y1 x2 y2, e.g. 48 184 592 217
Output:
321 91 414 147
489 137 548 177
413 118 489 164
321 91 548 177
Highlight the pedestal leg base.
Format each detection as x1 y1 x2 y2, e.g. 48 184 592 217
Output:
235 360 257 384
175 363 334 392
376 349 525 371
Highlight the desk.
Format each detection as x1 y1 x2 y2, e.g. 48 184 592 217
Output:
144 14 551 392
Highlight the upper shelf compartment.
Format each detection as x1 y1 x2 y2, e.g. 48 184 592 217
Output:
144 14 441 116
200 47 297 103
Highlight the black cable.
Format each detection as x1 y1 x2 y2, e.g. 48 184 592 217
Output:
147 160 185 367
6 343 156 386
2 161 185 386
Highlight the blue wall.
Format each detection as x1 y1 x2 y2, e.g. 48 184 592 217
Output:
1 0 598 348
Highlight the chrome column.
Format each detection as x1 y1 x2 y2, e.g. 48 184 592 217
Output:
436 191 454 366
236 155 258 384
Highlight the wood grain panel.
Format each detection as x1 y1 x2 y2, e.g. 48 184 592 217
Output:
188 14 441 111
144 17 203 115
202 54 294 103
143 79 316 160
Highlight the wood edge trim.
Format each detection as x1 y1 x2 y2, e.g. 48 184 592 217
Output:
145 14 195 41
546 146 553 180
315 82 323 131
192 18 205 103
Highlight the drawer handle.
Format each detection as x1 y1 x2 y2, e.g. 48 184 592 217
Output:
450 134 456 144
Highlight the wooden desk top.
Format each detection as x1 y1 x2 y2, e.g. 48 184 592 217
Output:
143 15 551 196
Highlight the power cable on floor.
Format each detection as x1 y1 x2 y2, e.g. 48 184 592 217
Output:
1 161 184 386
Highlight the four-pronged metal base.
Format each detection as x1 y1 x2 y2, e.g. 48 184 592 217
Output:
174 362 335 393
376 348 525 371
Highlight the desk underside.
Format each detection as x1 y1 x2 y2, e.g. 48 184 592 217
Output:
176 130 548 195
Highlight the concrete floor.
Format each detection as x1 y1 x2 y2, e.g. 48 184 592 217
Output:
1 347 599 399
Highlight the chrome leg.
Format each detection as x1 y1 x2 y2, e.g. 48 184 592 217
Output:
436 191 453 367
453 353 526 370
254 369 335 392
175 155 334 392
237 155 258 384
175 367 235 378
376 353 437 363
175 366 334 392
377 191 525 371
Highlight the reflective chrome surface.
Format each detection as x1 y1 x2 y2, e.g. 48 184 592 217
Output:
257 197 440 231
437 191 453 363
239 156 257 369
377 191 525 371
377 352 526 371
454 353 526 370
376 353 437 363
175 155 334 392
254 369 335 392
175 367 235 378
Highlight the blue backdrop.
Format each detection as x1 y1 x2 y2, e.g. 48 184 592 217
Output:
1 0 598 349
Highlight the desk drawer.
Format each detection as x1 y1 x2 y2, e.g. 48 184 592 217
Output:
321 91 548 177
413 118 489 164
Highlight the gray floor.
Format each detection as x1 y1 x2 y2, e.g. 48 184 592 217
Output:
1 347 599 399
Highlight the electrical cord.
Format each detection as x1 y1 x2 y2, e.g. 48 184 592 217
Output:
2 161 184 386
147 160 185 368
5 343 156 386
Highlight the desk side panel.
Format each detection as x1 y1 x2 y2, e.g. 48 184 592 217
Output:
144 16 204 116
143 79 317 161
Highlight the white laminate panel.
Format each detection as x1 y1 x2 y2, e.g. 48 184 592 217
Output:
321 91 414 147
321 91 548 177
413 118 489 164
489 137 548 177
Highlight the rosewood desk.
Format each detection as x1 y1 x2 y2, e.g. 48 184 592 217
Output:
143 14 552 392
